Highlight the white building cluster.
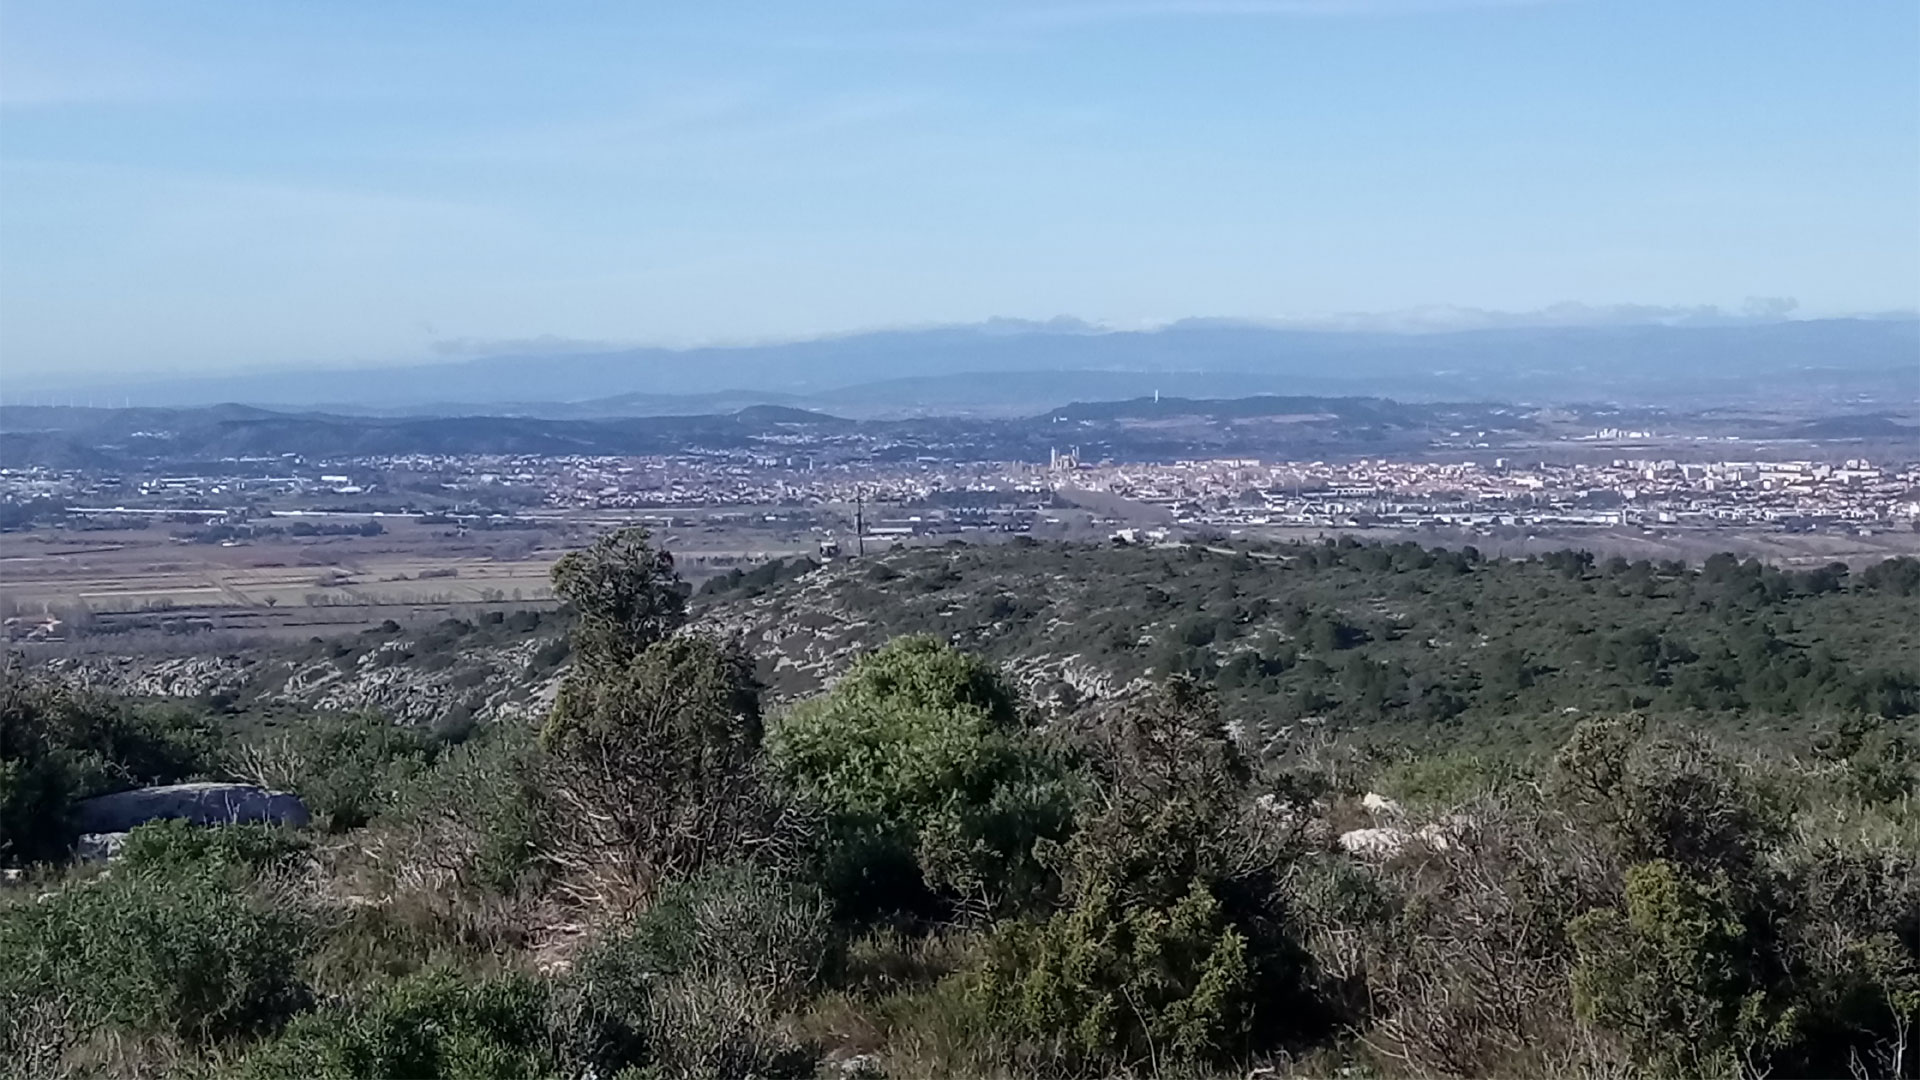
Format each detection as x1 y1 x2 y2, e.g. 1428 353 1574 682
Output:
1047 456 1920 531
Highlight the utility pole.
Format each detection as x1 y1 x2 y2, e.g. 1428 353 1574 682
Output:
855 491 865 557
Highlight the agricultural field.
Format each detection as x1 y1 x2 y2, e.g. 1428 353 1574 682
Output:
0 518 554 613
0 513 820 640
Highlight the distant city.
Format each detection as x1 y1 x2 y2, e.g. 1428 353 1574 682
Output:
4 392 1914 643
6 446 1914 539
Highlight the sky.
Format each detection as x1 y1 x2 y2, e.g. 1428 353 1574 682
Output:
1 0 1917 381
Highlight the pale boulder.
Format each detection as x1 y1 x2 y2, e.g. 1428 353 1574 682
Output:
1338 826 1411 858
1360 791 1403 817
1338 821 1460 859
74 832 128 863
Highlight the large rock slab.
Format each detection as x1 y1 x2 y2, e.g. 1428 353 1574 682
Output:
75 782 310 834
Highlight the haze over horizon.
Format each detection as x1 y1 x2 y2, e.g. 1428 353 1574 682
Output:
11 301 1920 391
3 0 1918 381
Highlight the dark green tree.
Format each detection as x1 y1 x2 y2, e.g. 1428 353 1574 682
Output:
977 679 1307 1069
550 526 686 670
1569 860 1789 1076
541 635 775 912
1550 714 1781 878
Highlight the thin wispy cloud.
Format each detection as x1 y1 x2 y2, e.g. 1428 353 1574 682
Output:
773 25 1042 55
406 87 935 183
1009 0 1557 28
772 0 1556 56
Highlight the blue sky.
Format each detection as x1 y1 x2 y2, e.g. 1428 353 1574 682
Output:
2 0 1916 379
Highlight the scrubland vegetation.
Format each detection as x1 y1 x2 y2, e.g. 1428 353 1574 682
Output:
706 539 1920 749
2 530 1916 1079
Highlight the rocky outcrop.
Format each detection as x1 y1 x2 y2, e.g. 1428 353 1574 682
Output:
42 637 565 730
45 654 261 700
272 637 564 726
75 782 310 834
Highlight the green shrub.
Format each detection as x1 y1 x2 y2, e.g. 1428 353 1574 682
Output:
1551 715 1782 878
1569 859 1787 1076
768 635 1072 917
0 859 314 1059
0 770 308 1068
1812 714 1920 805
542 527 744 911
116 818 309 878
1 667 225 866
233 970 553 1080
1778 927 1920 1080
243 711 436 833
978 877 1253 1067
1058 678 1259 907
558 864 832 1078
975 679 1306 1069
388 727 546 898
1369 750 1502 808
1764 839 1920 1078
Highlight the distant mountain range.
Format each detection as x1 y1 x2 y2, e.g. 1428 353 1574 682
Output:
1 394 1911 472
12 316 1916 416
0 395 1536 469
0 403 850 468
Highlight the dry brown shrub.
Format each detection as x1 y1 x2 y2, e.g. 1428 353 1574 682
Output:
1294 789 1621 1077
